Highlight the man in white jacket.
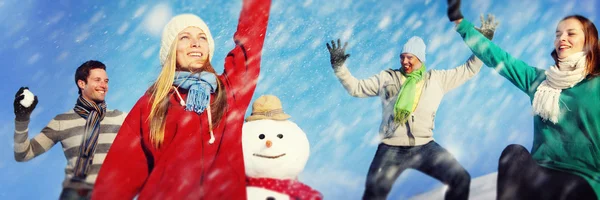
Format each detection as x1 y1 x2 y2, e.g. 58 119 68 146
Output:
326 18 497 200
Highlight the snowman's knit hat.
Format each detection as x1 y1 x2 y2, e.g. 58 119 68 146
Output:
245 95 291 122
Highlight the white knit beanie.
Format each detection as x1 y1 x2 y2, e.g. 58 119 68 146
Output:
160 14 215 65
402 36 426 63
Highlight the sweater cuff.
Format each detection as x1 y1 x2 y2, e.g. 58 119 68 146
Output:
455 19 474 36
333 64 350 77
14 119 30 131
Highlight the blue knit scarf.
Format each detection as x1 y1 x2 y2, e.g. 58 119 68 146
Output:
173 71 217 114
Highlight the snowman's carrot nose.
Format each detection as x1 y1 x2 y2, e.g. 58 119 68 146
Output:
266 140 273 148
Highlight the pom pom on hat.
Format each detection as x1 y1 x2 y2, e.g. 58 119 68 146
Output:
159 14 215 65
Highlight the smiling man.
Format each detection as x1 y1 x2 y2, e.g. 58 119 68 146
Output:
325 18 496 199
12 60 127 200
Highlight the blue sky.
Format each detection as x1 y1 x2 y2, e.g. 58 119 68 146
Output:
0 0 598 199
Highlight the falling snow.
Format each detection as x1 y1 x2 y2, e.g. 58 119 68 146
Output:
0 0 598 199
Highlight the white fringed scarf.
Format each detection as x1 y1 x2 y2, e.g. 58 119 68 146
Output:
532 52 587 123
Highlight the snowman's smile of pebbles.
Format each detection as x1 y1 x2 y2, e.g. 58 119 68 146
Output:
253 153 286 159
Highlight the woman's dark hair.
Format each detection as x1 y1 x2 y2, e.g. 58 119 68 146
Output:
551 15 600 78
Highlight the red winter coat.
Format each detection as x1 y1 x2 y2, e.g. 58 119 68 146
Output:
92 0 271 199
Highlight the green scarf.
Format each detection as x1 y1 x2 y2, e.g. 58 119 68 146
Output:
394 65 426 124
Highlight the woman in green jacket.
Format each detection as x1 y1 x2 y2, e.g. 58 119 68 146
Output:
445 1 599 199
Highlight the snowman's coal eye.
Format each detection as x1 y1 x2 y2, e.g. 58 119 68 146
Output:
277 134 283 139
259 134 265 140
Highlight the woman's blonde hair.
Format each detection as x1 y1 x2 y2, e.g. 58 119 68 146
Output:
147 39 227 148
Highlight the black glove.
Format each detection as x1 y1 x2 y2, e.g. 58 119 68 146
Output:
326 39 350 69
474 14 499 40
447 0 464 22
14 87 38 121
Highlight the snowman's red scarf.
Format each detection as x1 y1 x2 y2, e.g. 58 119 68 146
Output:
246 177 323 200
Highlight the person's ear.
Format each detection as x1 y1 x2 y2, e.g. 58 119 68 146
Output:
77 79 86 90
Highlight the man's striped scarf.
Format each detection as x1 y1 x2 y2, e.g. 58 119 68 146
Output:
72 95 106 181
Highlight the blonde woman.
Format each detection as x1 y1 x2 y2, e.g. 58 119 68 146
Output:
92 0 271 199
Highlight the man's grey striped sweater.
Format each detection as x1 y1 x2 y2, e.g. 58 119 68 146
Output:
14 109 127 189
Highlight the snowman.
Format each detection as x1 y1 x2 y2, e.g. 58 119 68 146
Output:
243 95 322 200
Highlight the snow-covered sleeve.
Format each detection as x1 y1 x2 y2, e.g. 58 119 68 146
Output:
431 55 483 93
92 97 150 200
219 0 271 108
333 64 389 97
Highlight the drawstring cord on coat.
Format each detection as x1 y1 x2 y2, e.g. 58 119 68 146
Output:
206 104 215 144
173 86 215 144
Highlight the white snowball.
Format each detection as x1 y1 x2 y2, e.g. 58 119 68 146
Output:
20 89 35 108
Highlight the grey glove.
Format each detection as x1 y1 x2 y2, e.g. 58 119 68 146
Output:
326 39 350 69
475 14 499 40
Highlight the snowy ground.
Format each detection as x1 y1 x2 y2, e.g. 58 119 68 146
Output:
410 172 497 200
